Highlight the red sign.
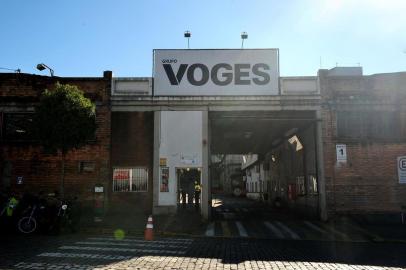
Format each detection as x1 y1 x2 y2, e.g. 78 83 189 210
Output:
113 169 130 180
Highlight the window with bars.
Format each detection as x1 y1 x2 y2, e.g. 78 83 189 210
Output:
113 167 148 192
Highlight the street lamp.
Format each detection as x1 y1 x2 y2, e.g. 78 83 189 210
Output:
184 30 191 49
241 32 248 49
36 63 54 77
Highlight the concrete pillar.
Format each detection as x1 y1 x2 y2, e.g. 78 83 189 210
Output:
152 111 161 214
201 110 211 220
315 110 328 221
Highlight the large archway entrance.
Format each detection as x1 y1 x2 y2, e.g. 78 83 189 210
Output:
208 110 322 221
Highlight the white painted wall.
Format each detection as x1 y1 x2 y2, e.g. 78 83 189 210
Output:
158 111 203 206
112 78 152 96
280 77 318 95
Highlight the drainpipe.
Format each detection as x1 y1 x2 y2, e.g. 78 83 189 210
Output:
315 110 328 221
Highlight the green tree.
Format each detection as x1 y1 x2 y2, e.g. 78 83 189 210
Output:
35 82 97 196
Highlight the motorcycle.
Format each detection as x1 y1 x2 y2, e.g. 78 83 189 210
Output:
50 199 72 233
0 194 20 232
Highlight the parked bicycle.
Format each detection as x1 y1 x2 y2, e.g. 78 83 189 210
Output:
17 192 81 234
17 194 49 234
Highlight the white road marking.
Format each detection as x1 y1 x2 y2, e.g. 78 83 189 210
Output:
88 237 193 244
38 252 133 260
236 221 248 237
304 221 328 234
75 241 188 249
205 222 215 237
275 221 301 240
15 262 95 270
263 221 284 238
323 224 352 240
59 245 186 255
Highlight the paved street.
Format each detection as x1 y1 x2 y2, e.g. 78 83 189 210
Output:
203 195 382 241
1 234 406 270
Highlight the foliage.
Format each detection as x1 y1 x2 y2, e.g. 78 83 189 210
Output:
35 82 97 154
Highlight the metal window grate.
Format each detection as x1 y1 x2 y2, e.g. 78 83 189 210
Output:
113 167 148 192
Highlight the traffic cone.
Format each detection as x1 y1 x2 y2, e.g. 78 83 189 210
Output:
144 215 154 241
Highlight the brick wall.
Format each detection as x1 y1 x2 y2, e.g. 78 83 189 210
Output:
0 72 112 207
319 70 406 215
111 111 154 214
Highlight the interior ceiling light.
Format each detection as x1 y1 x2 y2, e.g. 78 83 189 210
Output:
288 135 303 151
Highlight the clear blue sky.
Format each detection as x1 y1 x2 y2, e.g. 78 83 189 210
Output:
1 0 405 77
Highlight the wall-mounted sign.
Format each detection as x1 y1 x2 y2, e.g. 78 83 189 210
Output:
153 49 279 96
113 169 130 180
336 144 347 163
180 154 198 165
398 156 406 184
16 176 23 185
95 186 104 193
160 158 167 167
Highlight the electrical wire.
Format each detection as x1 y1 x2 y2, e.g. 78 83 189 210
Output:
0 67 21 73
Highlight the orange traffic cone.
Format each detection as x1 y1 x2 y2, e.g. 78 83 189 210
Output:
144 215 154 241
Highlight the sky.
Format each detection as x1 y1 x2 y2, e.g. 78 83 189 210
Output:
0 0 405 77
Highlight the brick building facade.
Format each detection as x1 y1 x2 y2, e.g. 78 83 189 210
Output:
1 65 406 222
319 70 406 216
0 71 112 211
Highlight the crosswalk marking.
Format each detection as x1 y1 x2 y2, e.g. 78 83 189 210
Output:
321 224 351 240
236 221 248 237
263 221 284 238
221 221 231 237
75 241 188 249
275 221 301 240
208 220 363 241
205 222 215 237
304 221 328 234
59 245 187 255
15 262 96 270
88 237 193 244
38 252 133 260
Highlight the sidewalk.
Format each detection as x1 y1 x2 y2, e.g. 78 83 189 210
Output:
78 206 207 237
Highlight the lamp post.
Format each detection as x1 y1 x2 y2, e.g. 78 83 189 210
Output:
184 31 191 49
241 32 248 49
36 63 54 77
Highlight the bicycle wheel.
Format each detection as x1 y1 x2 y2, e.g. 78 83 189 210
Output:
18 217 37 234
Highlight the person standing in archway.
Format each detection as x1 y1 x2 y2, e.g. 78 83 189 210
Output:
194 181 201 208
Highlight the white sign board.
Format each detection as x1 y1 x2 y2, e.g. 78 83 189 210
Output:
180 153 199 165
17 176 23 185
398 156 406 184
336 144 347 163
153 49 279 96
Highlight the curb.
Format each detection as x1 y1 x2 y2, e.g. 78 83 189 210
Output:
77 228 406 244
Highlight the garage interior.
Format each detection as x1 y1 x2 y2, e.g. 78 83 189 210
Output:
209 110 320 220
